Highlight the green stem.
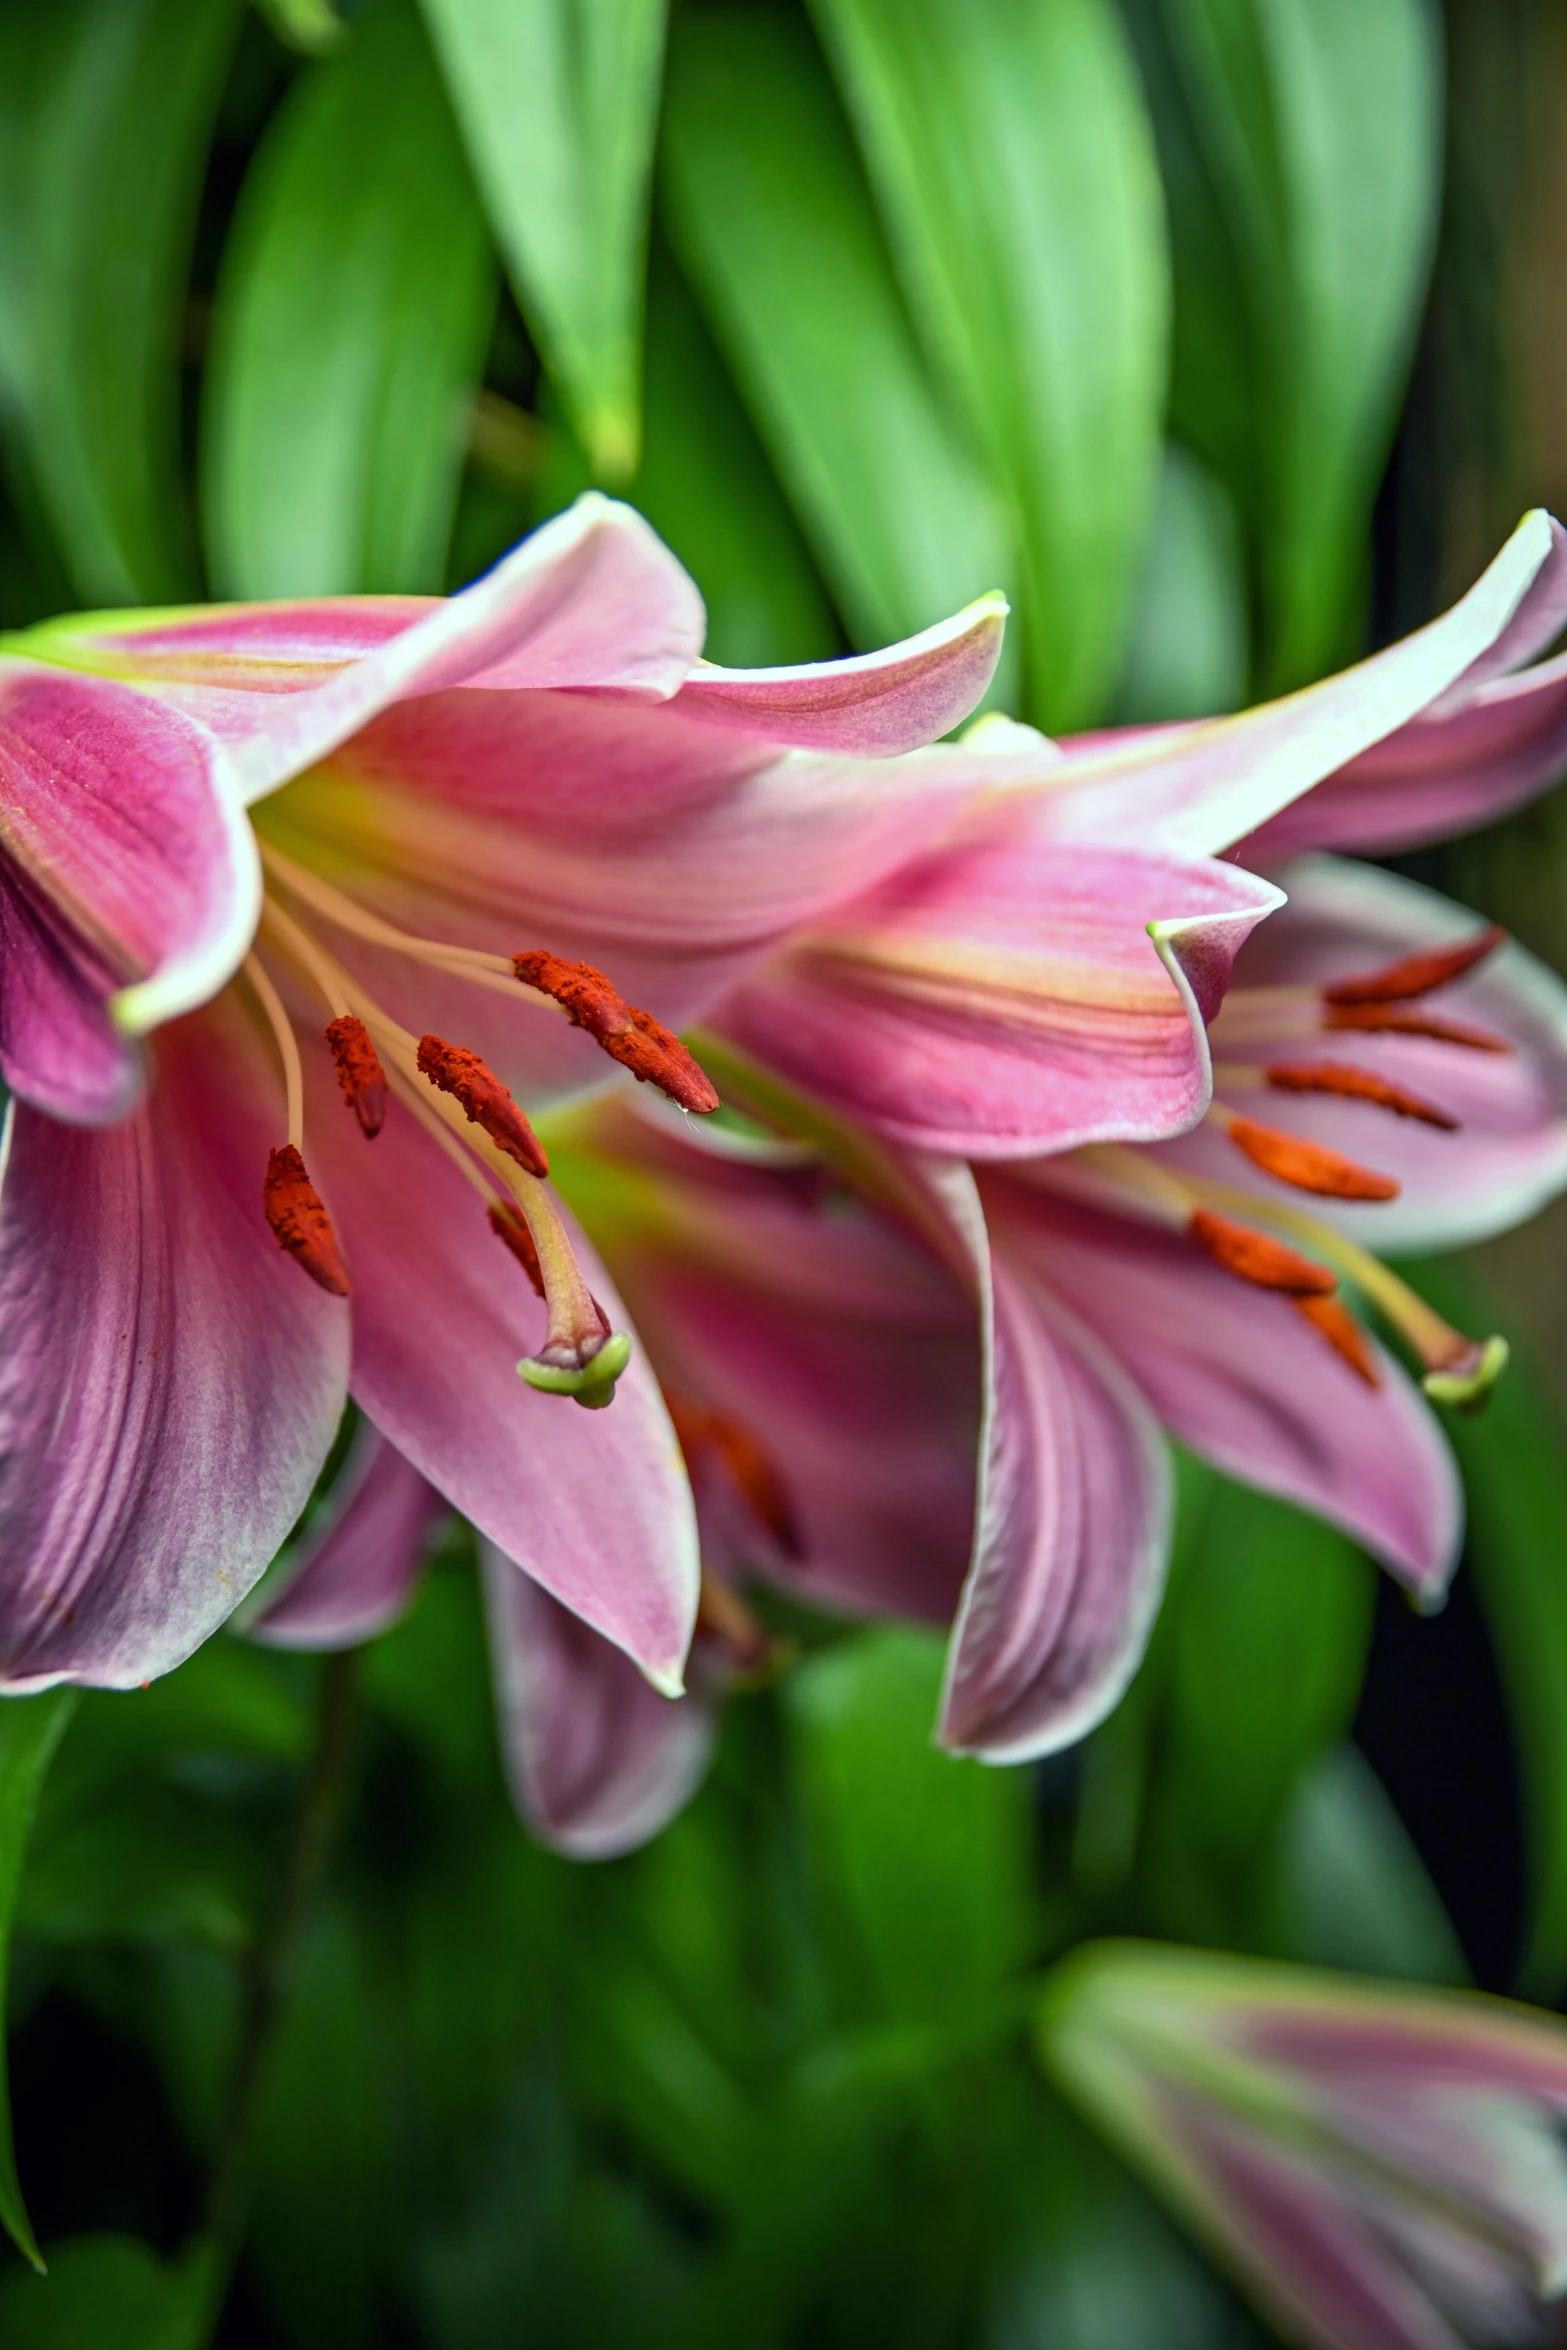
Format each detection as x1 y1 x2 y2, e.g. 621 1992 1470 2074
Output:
195 1648 359 2334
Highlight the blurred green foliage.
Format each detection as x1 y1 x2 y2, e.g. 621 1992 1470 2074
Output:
2 0 1566 2343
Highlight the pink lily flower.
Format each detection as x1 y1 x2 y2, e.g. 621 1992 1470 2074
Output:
1042 1939 1567 2350
476 513 1567 1855
0 493 1009 1697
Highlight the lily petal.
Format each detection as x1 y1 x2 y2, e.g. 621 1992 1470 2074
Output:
1186 857 1567 1253
0 999 350 1689
671 592 1008 754
301 1046 699 1690
1020 511 1559 859
924 1161 1173 1762
713 834 1282 1156
248 1420 443 1651
985 1173 1460 1600
0 661 258 1119
482 1542 715 1859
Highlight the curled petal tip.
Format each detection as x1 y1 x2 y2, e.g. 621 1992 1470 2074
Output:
1423 1332 1510 1411
518 1327 633 1405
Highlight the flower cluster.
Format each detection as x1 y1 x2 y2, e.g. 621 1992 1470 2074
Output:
6 495 1567 1862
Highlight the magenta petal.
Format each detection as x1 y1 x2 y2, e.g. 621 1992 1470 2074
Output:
482 1543 715 1858
988 1176 1461 1600
0 1001 349 1689
1241 653 1567 861
248 1421 444 1651
302 1049 699 1689
0 661 259 1119
714 837 1282 1156
925 1163 1172 1762
1428 513 1567 705
671 593 1007 754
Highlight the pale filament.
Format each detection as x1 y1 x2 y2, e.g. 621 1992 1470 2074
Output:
243 951 305 1150
257 839 563 1014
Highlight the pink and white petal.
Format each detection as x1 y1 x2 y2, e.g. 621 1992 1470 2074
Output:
42 497 707 802
0 661 258 1119
924 1161 1173 1763
1241 653 1567 862
1425 514 1567 706
248 1421 444 1651
986 1175 1460 1600
1022 511 1559 859
671 592 1008 754
482 1543 715 1858
0 997 349 1689
301 1045 698 1690
712 840 1282 1157
1196 858 1567 1252
578 1123 979 1624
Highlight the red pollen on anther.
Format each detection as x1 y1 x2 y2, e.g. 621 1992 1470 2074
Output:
324 1015 388 1138
1294 1294 1381 1387
1189 1208 1337 1295
1323 924 1506 1005
487 1200 544 1297
416 1034 549 1175
1264 1060 1458 1130
1226 1116 1399 1202
1323 1003 1510 1052
263 1145 351 1296
512 949 721 1114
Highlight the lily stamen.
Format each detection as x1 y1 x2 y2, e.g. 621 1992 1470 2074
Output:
1321 1002 1510 1051
513 949 720 1113
243 951 352 1296
1295 1294 1381 1387
325 1015 388 1138
416 1034 549 1176
1207 1102 1400 1201
488 1200 544 1295
1189 1208 1338 1294
1323 924 1506 1005
1256 1061 1457 1130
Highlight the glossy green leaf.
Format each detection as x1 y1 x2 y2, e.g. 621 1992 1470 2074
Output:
419 0 667 479
1274 1744 1466 1986
204 0 495 597
0 2233 208 2350
0 0 239 603
811 0 1168 729
785 1626 1036 2026
0 1691 78 2268
1112 442 1248 721
1406 1259 1567 2000
661 8 1013 667
1155 0 1441 686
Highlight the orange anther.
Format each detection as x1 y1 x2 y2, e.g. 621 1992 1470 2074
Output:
1189 1208 1337 1295
263 1146 351 1296
1226 1116 1399 1202
1323 925 1506 1005
1264 1060 1457 1130
1323 1003 1509 1052
487 1200 544 1297
1294 1294 1381 1386
513 949 720 1114
324 1014 388 1139
416 1035 549 1176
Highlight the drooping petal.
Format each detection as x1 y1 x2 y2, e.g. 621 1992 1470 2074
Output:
0 997 349 1689
0 661 258 1118
1240 653 1567 861
923 1161 1173 1761
481 1542 715 1859
248 1420 444 1651
29 495 707 803
300 1045 699 1690
671 592 1007 754
1191 858 1567 1253
985 1174 1460 1599
1014 511 1560 859
713 834 1282 1156
557 1104 979 1625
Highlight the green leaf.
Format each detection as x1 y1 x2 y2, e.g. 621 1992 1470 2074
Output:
0 1691 78 2269
252 0 347 54
204 0 496 597
0 0 239 604
661 7 1013 669
1403 1259 1567 2000
419 0 667 480
1155 0 1441 686
785 1626 1037 2026
0 2233 208 2350
1112 443 1248 722
810 0 1169 730
1274 1744 1467 1986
